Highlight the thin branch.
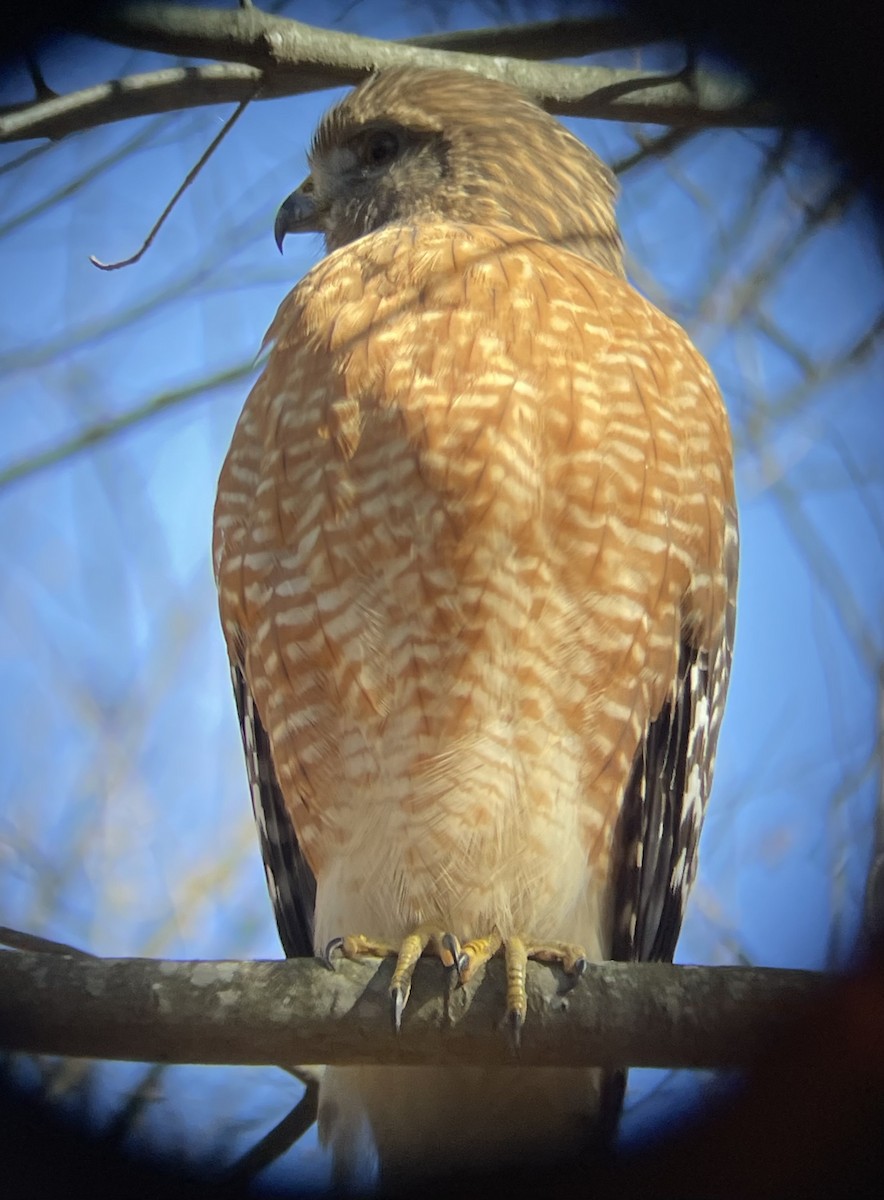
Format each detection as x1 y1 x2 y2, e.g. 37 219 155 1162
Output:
0 925 97 958
90 93 255 270
282 1065 324 1088
224 1081 320 1184
24 53 57 102
0 951 823 1069
0 217 268 375
103 1063 168 1147
0 64 270 144
0 114 177 242
765 472 880 667
611 126 697 175
753 308 817 377
693 130 794 320
766 309 884 423
0 359 257 495
0 140 54 178
0 9 775 144
718 177 854 336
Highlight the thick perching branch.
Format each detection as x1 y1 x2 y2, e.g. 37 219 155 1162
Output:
0 4 777 144
0 948 821 1069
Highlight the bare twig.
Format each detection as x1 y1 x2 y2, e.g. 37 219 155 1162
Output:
764 472 880 667
611 127 697 175
25 53 57 102
90 94 254 270
103 1063 168 1146
765 310 883 423
0 115 176 242
0 360 257 494
719 178 854 335
0 924 97 958
224 1079 320 1184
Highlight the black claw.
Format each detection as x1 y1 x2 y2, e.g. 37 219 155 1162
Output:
506 1008 524 1053
441 932 460 965
441 932 469 981
562 956 588 993
322 937 344 970
391 984 410 1033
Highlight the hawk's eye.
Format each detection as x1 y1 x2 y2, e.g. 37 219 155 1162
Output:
363 130 400 167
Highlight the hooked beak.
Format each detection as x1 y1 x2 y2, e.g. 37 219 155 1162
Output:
274 176 321 253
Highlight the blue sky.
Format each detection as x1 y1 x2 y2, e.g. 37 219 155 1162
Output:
0 1 881 1189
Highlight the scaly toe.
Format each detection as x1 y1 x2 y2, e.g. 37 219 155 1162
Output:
504 935 529 1033
321 933 401 970
527 941 588 976
456 929 504 985
388 924 452 1032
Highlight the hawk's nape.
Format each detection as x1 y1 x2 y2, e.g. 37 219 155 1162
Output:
213 67 736 1188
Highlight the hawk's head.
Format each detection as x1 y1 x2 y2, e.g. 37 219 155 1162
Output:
275 68 624 277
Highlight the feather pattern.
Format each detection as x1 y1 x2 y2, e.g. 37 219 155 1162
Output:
231 665 316 958
213 67 738 1185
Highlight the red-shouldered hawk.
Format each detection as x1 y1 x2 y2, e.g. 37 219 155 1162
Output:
213 68 737 1186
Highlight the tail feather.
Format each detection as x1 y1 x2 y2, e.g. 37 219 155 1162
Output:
319 1064 616 1190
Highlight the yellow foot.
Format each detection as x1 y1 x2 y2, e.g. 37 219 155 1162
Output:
323 924 457 1032
445 932 588 1047
323 927 587 1042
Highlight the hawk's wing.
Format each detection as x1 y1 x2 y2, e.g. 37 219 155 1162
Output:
231 665 316 958
612 507 739 964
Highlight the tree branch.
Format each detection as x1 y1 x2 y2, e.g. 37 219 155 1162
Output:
0 5 776 144
0 949 822 1069
77 6 668 65
0 359 257 495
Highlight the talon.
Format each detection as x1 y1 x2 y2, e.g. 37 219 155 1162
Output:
442 932 470 980
323 933 399 965
457 929 503 984
391 983 410 1033
322 926 587 1040
322 936 344 969
441 932 461 970
527 941 589 977
506 1006 524 1053
559 955 588 994
388 923 450 1030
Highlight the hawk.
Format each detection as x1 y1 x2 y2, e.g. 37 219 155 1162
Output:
213 67 737 1185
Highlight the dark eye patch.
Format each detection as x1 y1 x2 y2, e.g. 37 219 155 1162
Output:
362 129 400 167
